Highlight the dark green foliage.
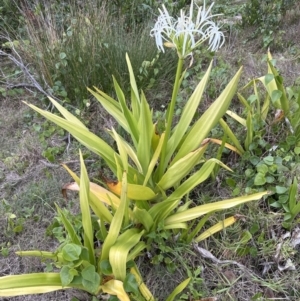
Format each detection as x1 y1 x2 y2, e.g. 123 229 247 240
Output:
0 0 24 40
107 0 190 25
224 70 300 229
241 0 299 48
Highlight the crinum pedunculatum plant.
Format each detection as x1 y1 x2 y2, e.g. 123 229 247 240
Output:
0 1 269 300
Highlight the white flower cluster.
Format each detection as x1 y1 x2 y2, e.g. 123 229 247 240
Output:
150 1 224 58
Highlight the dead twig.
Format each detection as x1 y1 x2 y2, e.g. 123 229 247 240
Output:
39 159 96 168
193 243 263 281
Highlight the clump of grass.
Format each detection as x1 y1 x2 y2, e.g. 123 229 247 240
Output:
12 0 176 108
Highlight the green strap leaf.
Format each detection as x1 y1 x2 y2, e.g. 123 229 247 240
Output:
88 87 129 132
225 110 246 126
133 207 154 231
15 250 58 260
25 102 117 173
253 79 261 115
126 53 140 120
169 159 222 200
101 172 128 261
165 191 269 225
127 241 147 262
46 97 88 130
166 60 213 165
111 128 128 178
151 160 219 223
0 273 85 296
164 222 188 230
137 92 153 175
158 144 208 190
55 204 82 246
79 151 95 266
195 216 236 242
144 132 165 187
112 76 139 146
186 212 214 243
165 278 191 301
289 177 298 214
62 164 114 222
109 228 144 281
237 92 251 111
107 129 143 174
149 160 218 223
244 112 253 150
219 118 245 155
173 66 243 164
261 95 270 121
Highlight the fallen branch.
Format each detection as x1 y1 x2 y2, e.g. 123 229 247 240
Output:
4 83 37 90
0 35 77 110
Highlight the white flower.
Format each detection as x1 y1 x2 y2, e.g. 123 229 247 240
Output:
150 1 224 58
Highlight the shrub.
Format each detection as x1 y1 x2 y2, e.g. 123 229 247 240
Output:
12 0 176 108
241 0 298 48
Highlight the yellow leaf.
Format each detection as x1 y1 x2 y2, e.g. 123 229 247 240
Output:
208 138 242 156
165 191 269 225
62 181 120 208
151 125 160 151
195 216 236 242
130 266 155 301
166 278 191 301
109 229 144 281
226 110 246 126
101 280 130 301
0 286 66 296
0 273 70 297
106 181 156 201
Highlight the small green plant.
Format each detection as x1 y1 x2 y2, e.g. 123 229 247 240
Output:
0 199 25 258
178 267 203 300
271 177 300 229
33 120 66 162
5 213 24 234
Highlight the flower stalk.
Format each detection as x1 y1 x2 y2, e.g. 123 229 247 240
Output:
152 1 225 177
158 57 184 177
